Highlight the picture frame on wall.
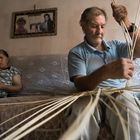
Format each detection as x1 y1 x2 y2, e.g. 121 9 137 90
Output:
11 8 57 38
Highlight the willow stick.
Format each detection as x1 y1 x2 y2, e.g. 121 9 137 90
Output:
0 96 61 106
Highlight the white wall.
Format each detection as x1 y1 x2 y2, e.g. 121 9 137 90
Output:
0 0 139 56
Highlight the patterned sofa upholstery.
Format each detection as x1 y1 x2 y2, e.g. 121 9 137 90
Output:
0 54 140 140
10 54 76 95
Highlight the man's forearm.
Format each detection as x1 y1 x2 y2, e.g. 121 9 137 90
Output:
74 65 107 91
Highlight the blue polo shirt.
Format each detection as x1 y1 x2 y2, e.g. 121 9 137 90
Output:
68 40 129 88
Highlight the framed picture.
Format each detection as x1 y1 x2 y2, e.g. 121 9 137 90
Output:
11 8 57 38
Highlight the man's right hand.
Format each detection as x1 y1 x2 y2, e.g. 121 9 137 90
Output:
104 58 134 80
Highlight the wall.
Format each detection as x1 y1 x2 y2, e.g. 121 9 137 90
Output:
0 0 139 56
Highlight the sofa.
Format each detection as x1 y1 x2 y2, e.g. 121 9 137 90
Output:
0 54 76 140
0 54 140 140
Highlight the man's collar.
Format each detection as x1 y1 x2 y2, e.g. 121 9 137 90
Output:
84 39 111 51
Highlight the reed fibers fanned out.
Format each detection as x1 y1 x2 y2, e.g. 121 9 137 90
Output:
60 88 102 140
102 90 140 137
0 85 140 139
0 97 63 127
103 89 140 120
9 98 79 140
1 1 140 139
2 95 80 140
0 96 74 138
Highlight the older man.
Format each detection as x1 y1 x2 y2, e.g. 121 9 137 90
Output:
68 3 140 140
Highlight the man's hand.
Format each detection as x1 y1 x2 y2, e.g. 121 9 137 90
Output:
105 58 134 80
111 2 128 24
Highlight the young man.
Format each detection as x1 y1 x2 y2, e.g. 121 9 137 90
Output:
39 13 54 33
68 3 140 140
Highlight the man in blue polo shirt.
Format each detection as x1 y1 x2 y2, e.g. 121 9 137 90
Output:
68 3 140 140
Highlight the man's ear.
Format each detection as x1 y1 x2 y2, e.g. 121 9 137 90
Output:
80 23 86 34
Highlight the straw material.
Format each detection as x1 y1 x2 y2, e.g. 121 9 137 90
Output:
0 1 140 140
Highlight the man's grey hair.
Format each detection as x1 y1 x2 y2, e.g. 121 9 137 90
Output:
80 7 107 25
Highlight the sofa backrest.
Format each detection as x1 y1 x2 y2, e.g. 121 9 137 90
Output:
10 54 76 95
10 54 140 96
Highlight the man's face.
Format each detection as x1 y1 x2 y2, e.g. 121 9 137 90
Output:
82 15 106 45
44 15 49 21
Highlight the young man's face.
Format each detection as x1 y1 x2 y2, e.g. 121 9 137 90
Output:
44 15 49 21
82 15 106 45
